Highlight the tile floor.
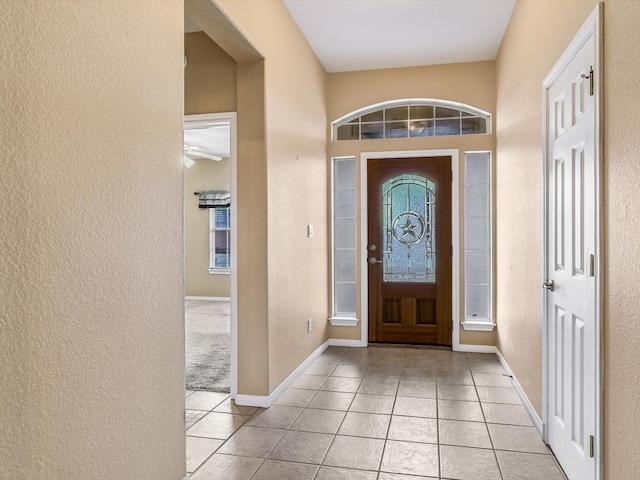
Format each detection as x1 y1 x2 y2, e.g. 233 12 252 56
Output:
185 346 567 480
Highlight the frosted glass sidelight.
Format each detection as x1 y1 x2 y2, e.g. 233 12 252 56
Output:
464 152 492 323
332 157 358 319
335 283 357 315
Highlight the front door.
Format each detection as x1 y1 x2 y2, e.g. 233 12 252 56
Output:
367 157 452 345
544 17 599 480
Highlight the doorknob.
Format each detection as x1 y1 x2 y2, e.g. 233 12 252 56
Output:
369 257 383 265
542 280 555 291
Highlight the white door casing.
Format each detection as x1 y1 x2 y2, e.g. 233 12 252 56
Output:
543 5 602 480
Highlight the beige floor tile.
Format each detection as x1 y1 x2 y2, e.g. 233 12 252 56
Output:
387 415 437 444
495 450 566 479
274 388 316 407
186 390 195 397
438 399 484 422
305 363 336 376
482 403 534 426
378 474 437 480
323 435 385 470
252 460 318 480
213 399 259 416
268 430 334 464
393 397 436 418
290 408 346 434
321 376 363 393
440 444 501 479
437 371 475 385
185 391 230 411
488 424 549 454
401 367 438 381
338 412 391 439
189 453 263 480
469 361 505 374
370 356 405 367
350 393 395 414
473 372 513 388
186 412 250 440
437 384 479 401
365 366 403 379
331 364 368 378
380 440 439 477
477 386 521 404
315 352 345 365
466 353 500 364
397 379 436 398
308 391 355 411
292 374 328 390
216 426 286 458
438 419 492 448
358 378 399 395
246 405 303 429
185 410 208 430
186 436 223 473
315 466 378 479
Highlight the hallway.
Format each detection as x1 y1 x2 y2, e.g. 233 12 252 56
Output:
185 346 566 479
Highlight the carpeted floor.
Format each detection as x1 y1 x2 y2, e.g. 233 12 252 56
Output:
185 299 230 393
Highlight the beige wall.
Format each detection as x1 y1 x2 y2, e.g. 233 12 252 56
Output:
496 0 640 477
185 31 236 114
199 0 330 392
327 62 497 346
185 158 231 297
0 1 185 479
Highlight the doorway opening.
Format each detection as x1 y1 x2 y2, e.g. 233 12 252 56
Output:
184 113 238 396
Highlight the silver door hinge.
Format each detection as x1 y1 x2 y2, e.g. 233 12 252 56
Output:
589 254 595 277
582 66 594 96
590 435 595 457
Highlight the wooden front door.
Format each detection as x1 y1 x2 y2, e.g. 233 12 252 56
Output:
367 156 452 345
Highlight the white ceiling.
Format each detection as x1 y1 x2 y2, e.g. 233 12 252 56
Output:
184 124 231 160
282 0 516 73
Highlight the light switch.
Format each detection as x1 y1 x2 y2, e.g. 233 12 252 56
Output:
307 225 314 237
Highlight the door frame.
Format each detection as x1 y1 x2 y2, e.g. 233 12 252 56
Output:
541 4 603 478
184 112 239 398
360 149 461 349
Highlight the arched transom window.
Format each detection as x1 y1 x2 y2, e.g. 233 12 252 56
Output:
332 99 491 141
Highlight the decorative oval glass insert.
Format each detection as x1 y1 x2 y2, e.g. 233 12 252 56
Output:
382 175 436 283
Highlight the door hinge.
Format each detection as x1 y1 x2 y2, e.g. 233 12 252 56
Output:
582 66 594 96
589 254 595 277
590 435 595 457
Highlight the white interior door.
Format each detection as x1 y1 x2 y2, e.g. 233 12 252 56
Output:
544 10 601 480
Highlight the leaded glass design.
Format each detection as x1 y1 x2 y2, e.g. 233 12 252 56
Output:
382 175 436 283
333 100 490 141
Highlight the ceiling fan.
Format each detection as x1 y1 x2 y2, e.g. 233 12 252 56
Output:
183 144 222 167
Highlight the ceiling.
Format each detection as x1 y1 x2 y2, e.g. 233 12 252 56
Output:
184 0 516 155
282 0 516 73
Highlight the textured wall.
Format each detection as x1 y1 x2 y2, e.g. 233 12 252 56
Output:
184 158 231 297
496 0 640 476
0 1 185 479
601 1 640 476
184 31 237 115
327 62 497 346
495 0 598 417
214 0 331 391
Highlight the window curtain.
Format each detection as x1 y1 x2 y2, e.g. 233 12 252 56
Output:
198 190 230 209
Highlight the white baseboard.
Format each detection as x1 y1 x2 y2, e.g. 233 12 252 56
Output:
234 340 330 408
329 338 367 347
185 296 230 302
495 349 544 436
455 344 498 353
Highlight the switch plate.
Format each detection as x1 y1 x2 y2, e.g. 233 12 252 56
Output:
307 318 313 333
307 225 313 237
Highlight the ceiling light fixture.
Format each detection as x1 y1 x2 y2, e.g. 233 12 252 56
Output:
183 155 195 168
